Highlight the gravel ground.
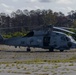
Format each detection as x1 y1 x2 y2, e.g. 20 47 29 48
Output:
0 63 76 75
0 45 76 75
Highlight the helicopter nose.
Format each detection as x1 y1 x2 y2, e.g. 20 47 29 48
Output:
71 42 76 48
67 42 72 47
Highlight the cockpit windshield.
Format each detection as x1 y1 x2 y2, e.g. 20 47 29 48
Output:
71 34 76 41
65 36 70 41
61 35 70 41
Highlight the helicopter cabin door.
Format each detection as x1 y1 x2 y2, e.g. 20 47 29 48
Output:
43 36 50 47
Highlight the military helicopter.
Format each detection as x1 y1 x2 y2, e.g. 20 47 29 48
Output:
0 25 76 52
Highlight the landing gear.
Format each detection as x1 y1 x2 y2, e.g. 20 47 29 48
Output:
60 49 64 52
49 47 54 52
27 47 31 52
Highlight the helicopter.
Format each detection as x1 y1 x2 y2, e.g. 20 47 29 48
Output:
0 25 76 52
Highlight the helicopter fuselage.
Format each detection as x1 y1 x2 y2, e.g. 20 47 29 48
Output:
3 30 74 52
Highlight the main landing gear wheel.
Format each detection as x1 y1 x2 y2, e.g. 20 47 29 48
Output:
49 47 54 52
60 50 64 52
27 47 31 52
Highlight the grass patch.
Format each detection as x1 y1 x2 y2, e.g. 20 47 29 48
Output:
69 63 74 66
38 74 49 75
0 56 76 64
25 72 31 74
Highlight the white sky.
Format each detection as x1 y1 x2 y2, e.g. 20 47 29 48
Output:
0 0 76 15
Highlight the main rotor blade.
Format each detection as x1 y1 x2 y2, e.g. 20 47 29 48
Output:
53 27 75 34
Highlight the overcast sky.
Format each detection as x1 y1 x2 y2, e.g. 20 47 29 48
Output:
0 0 76 15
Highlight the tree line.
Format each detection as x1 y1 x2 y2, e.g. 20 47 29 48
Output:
0 9 76 34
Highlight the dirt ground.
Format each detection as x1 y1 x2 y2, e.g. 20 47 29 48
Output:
0 45 76 75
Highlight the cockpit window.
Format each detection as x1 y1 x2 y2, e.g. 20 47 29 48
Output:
66 37 70 41
61 36 70 41
24 31 34 37
71 34 76 41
